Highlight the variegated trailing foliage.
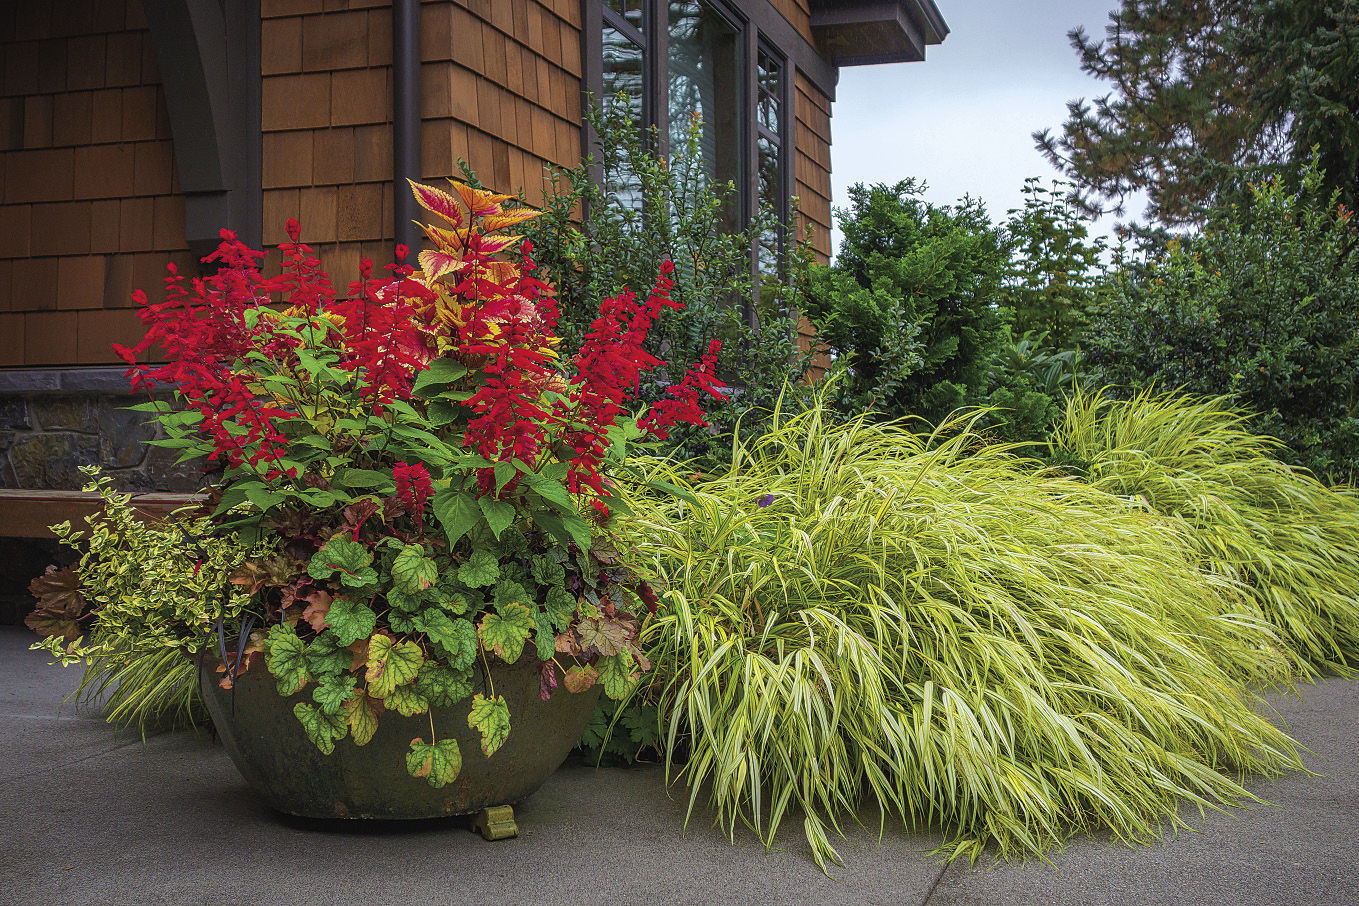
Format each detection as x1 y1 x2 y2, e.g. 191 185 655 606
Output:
617 392 1305 869
28 467 256 733
1051 386 1359 674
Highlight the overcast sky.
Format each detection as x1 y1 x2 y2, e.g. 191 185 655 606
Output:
828 0 1134 254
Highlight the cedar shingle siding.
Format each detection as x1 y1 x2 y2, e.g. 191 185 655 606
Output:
0 0 188 366
2 0 941 364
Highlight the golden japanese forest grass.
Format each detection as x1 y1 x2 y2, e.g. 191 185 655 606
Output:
620 398 1312 869
1051 387 1359 675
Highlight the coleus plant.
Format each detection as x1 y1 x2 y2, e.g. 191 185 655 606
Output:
111 179 724 786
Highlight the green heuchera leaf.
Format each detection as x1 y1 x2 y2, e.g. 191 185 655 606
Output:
366 634 424 698
325 596 378 646
493 578 531 610
294 702 347 754
478 497 517 539
467 693 511 756
308 537 378 587
532 608 556 662
392 543 438 595
458 549 500 588
414 664 473 708
407 737 462 788
342 691 379 746
266 623 309 696
305 632 351 678
420 610 477 668
542 585 577 632
478 603 533 664
530 554 566 587
312 673 357 715
384 685 429 717
432 588 470 616
599 651 639 700
386 586 424 613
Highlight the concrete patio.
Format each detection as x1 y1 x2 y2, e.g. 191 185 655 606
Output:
3 626 1356 905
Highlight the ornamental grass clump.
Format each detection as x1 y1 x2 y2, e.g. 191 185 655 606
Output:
623 397 1302 869
1052 387 1359 674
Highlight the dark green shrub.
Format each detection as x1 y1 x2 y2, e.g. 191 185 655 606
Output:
802 180 1010 426
1085 161 1359 482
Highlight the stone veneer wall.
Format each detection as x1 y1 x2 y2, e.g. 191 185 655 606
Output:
0 366 209 623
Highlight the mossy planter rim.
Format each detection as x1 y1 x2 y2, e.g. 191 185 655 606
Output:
199 651 600 821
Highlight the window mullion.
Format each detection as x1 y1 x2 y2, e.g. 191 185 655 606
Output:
649 0 669 159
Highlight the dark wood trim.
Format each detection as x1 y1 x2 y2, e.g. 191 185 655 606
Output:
393 0 421 253
741 0 838 101
0 490 203 539
143 0 262 260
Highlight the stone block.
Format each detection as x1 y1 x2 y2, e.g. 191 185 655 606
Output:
0 401 31 431
8 432 101 489
32 397 97 432
96 398 155 468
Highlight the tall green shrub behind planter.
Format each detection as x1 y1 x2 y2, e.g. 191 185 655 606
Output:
620 395 1302 869
1052 387 1359 673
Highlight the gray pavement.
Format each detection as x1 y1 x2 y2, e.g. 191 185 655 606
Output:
2 625 1357 906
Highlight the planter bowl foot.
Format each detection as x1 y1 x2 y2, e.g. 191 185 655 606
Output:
472 805 518 840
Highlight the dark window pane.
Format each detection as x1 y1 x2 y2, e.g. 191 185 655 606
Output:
757 50 780 134
668 0 741 229
605 0 644 31
602 25 645 208
757 135 782 273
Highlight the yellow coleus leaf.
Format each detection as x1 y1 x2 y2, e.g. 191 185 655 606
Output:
422 223 473 253
475 233 522 256
450 180 514 216
479 209 542 232
418 249 468 283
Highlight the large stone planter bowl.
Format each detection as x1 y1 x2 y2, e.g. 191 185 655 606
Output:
200 653 599 820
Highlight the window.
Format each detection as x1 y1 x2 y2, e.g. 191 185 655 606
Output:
591 0 789 265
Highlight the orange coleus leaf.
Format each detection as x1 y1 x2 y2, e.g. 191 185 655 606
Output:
479 208 542 232
450 180 514 217
418 249 469 283
407 179 463 226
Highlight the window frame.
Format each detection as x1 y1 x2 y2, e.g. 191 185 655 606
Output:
584 0 794 306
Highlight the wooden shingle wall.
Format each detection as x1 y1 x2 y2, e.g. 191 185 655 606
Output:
0 0 190 366
420 0 582 208
794 71 833 263
260 0 582 283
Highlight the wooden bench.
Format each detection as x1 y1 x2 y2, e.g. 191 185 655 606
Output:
0 490 203 538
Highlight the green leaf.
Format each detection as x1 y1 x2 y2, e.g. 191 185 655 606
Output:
325 597 377 646
386 586 425 613
342 691 379 746
365 634 425 698
532 607 556 662
530 554 566 588
313 673 357 715
478 496 517 539
384 684 430 717
414 664 473 708
406 737 462 788
467 693 511 756
431 487 482 549
478 603 533 664
335 468 395 491
458 549 500 587
523 471 576 511
392 543 438 595
543 585 578 632
294 702 347 755
431 588 470 616
305 632 351 678
266 623 309 696
308 537 374 582
493 579 531 611
599 651 639 700
412 358 469 394
244 485 287 511
419 610 477 668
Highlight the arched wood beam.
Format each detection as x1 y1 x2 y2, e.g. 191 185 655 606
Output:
142 0 262 260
